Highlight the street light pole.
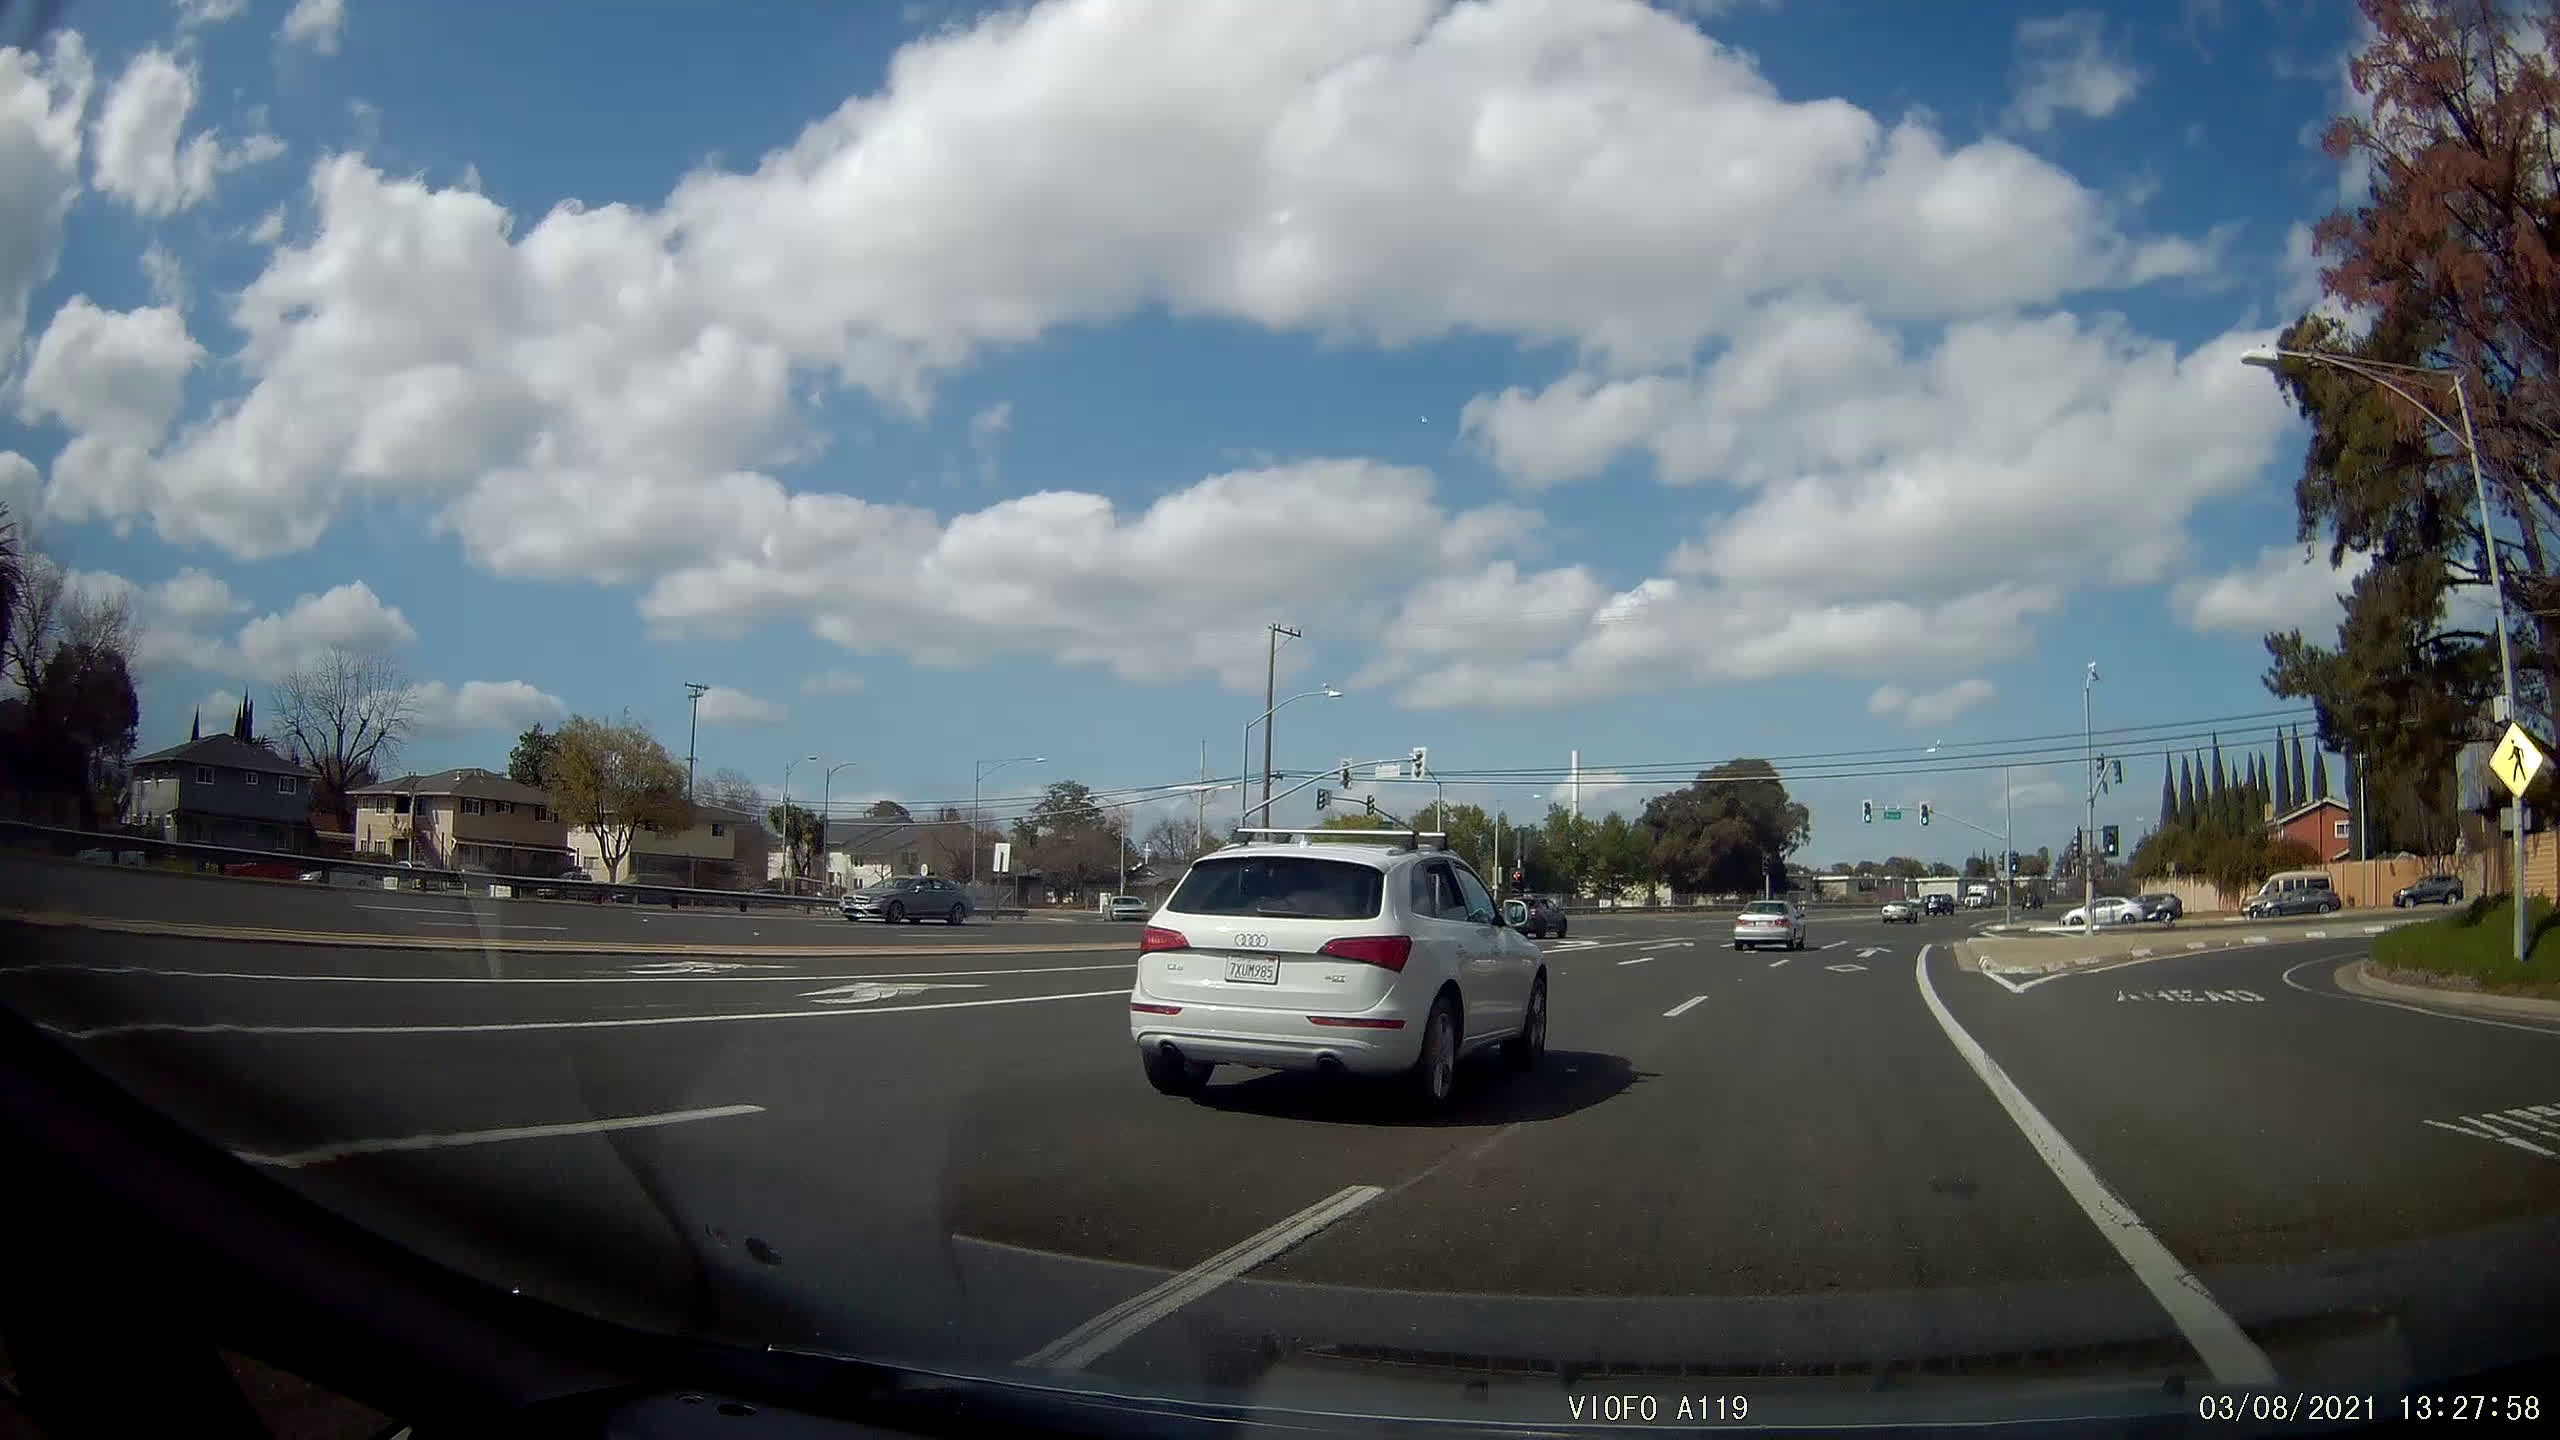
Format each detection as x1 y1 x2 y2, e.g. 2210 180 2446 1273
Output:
2244 346 2526 964
971 756 1044 888
683 682 710 890
2004 765 2014 927
820 761 856 892
779 754 818 889
1241 687 1341 830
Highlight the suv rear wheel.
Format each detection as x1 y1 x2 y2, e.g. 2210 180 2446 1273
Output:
1408 996 1459 1111
1142 1045 1212 1097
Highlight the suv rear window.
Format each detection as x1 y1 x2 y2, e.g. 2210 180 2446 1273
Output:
1168 856 1385 920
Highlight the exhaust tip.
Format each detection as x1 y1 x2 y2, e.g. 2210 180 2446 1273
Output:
1159 1041 1185 1066
1318 1055 1345 1076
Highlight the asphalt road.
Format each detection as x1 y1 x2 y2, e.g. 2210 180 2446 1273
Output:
6 864 2559 1428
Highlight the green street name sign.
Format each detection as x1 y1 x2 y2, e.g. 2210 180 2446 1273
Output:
1881 807 1904 821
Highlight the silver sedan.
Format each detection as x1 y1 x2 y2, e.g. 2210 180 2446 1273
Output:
1731 899 1806 951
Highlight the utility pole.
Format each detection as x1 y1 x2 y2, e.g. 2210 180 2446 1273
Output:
1197 740 1208 852
1261 623 1299 827
684 682 710 892
2084 662 2100 926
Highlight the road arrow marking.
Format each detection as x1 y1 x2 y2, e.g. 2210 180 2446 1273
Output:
1857 946 1889 958
1826 962 1868 973
1664 994 1708 1018
1640 940 1694 951
800 980 984 1005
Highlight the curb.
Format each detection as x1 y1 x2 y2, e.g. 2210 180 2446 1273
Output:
2337 959 2560 1021
0 909 1135 959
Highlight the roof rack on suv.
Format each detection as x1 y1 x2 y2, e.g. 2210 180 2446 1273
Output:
1226 826 1450 853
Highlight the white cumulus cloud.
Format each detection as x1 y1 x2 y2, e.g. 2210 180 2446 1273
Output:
19 297 202 445
696 685 785 727
0 34 92 361
2173 544 2372 636
281 0 347 55
2006 11 2143 132
404 679 570 736
1870 677 1997 727
90 49 283 218
233 580 416 678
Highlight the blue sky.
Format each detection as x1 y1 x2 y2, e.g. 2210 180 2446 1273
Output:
0 0 2391 864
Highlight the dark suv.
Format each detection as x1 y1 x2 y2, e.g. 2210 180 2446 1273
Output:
1923 893 1954 916
2393 874 2464 907
1508 895 1569 938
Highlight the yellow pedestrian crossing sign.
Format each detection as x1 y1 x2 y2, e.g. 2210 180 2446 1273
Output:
2494 723 2546 798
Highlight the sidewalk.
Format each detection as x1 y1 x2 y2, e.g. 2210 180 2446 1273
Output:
2338 959 2560 1022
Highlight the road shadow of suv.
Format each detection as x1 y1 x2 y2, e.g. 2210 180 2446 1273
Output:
1183 1049 1645 1128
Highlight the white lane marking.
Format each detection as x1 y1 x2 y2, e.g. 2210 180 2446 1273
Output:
403 919 572 931
1638 940 1695 951
2362 925 2386 934
1663 994 1708 1018
2243 935 2269 946
798 981 984 1005
2423 1117 2558 1160
1766 954 1796 968
2279 957 2560 1037
1825 963 1868 974
1020 1184 1384 1371
626 960 798 974
2303 931 2328 940
1913 944 2274 1386
1818 940 1844 950
1979 968 2029 995
47 987 1133 1039
1616 956 1655 967
4 961 1136 985
1857 946 1890 958
235 1103 764 1169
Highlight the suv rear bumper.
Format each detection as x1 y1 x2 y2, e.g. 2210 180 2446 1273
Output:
1130 999 1424 1076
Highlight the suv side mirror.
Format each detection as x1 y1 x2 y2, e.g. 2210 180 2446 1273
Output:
1501 900 1528 926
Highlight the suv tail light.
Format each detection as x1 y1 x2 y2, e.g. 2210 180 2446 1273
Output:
1139 926 1189 954
1317 935 1412 971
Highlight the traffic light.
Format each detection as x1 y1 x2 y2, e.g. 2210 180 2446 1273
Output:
1410 747 1429 779
1920 802 1931 827
1340 761 1354 788
2112 758 2124 785
1862 799 1874 824
1315 788 1332 812
1363 795 1379 817
2103 824 2120 857
1511 870 1525 891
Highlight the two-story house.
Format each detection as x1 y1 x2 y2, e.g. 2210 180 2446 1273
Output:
124 735 321 851
568 802 769 887
352 768 572 876
2269 796 2355 863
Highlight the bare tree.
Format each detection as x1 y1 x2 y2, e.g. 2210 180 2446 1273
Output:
275 648 414 830
694 765 762 812
3 555 64 698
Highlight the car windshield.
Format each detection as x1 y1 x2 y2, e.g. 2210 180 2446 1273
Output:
1167 856 1384 920
5 2 2540 1427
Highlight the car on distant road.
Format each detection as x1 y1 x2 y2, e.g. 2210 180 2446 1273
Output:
1127 833 1546 1110
843 875 972 925
1106 895 1149 922
1731 899 1806 951
2061 896 2145 928
1505 895 1569 938
2136 892 2184 922
1879 898 1918 924
1923 893 1954 916
2243 886 2342 919
2393 874 2464 907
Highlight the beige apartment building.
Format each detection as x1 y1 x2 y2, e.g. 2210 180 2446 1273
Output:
568 802 767 887
352 768 573 877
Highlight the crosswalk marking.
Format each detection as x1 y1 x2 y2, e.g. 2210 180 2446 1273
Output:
2423 1101 2560 1160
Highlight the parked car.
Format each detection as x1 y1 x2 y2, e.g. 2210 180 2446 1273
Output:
843 875 972 925
1879 898 1919 925
1128 835 1546 1110
2393 874 2464 907
1731 899 1806 951
2061 896 2145 928
1505 895 1568 938
1106 894 1150 922
1922 893 1954 916
2136 892 2184 922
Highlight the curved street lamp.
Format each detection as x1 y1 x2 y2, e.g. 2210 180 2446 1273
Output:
1243 686 1342 828
973 755 1045 885
2243 343 2522 965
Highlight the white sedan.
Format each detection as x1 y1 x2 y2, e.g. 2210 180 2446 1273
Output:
1129 836 1547 1111
2061 896 2146 928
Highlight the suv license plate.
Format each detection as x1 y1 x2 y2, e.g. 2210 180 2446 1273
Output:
1224 956 1280 984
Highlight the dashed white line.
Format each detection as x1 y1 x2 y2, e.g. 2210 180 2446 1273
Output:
1663 995 1708 1018
1767 954 1796 968
235 1103 765 1169
1020 1184 1384 1371
1913 945 2274 1387
1818 940 1845 951
1616 956 1655 967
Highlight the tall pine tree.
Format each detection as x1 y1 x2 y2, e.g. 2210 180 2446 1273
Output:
2159 763 2175 829
2311 748 2330 801
189 710 201 742
232 693 253 741
2176 755 2196 826
2273 733 2293 813
2291 729 2311 810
